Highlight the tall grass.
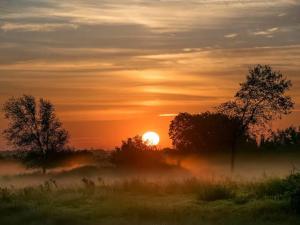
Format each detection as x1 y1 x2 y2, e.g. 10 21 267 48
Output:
0 174 299 225
1 173 299 201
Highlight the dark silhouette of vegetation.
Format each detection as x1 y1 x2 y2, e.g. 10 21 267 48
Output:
111 136 169 169
169 112 254 153
261 126 300 150
15 149 95 172
0 65 297 175
82 177 96 189
217 65 294 171
291 188 300 214
2 95 69 173
196 184 235 202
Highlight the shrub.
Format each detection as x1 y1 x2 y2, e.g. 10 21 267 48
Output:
196 184 235 202
291 188 300 214
285 173 300 190
39 179 58 192
254 179 288 198
82 177 95 189
0 187 13 202
234 194 250 205
111 136 168 170
253 173 300 199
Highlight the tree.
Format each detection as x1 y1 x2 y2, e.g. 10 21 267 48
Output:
3 95 69 173
217 65 294 171
169 112 248 153
261 126 300 149
111 136 165 169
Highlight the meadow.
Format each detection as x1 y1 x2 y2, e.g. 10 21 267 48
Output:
1 174 300 225
1 152 300 225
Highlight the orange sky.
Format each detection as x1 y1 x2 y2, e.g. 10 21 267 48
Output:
0 0 299 149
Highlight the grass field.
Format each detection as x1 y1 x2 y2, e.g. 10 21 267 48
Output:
1 174 300 225
1 152 300 225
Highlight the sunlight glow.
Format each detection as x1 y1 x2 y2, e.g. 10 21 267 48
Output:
142 131 160 146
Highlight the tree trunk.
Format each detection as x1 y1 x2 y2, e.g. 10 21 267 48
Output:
230 129 240 173
42 151 47 174
230 139 237 173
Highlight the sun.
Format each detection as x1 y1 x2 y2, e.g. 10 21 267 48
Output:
142 131 160 146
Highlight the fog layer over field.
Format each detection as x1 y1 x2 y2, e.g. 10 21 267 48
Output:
1 152 300 188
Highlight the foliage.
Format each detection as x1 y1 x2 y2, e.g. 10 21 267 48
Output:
253 173 300 199
81 177 96 189
111 136 167 169
15 149 95 171
196 184 235 201
169 112 251 153
261 126 300 149
286 173 300 189
1 175 300 225
2 95 69 173
255 174 300 214
291 188 300 214
253 178 290 199
217 65 294 170
218 64 294 138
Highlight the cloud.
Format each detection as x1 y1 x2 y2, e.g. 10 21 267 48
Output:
278 13 287 17
253 27 279 36
0 23 78 32
1 0 297 33
159 113 177 117
224 33 238 38
0 0 299 149
0 0 300 122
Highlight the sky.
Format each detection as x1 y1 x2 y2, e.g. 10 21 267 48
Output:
0 0 299 149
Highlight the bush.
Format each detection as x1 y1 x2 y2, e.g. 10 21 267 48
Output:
234 194 250 205
287 174 300 214
285 173 300 190
196 184 235 202
254 179 288 198
0 187 13 202
17 149 95 172
111 136 169 170
253 173 300 199
291 188 300 214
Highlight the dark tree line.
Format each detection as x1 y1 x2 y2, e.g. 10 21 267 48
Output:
169 65 294 171
1 65 296 173
261 126 300 149
169 112 253 153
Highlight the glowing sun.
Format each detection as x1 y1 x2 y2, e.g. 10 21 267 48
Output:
142 131 160 146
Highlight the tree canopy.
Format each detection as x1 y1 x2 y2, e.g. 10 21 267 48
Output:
261 126 300 149
111 136 166 169
217 65 294 171
3 95 69 173
169 112 248 153
218 64 294 136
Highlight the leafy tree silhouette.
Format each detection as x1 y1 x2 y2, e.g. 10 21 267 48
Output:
3 95 69 173
111 136 166 169
217 65 294 171
169 112 249 153
261 126 300 149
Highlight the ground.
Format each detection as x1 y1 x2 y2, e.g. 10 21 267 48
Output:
1 152 300 225
1 176 300 225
